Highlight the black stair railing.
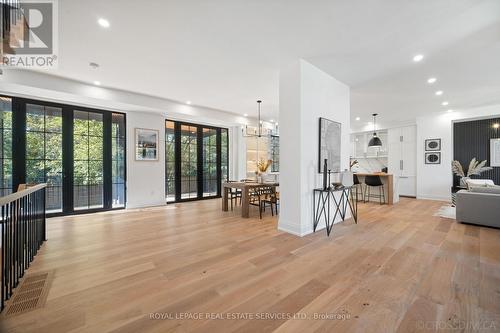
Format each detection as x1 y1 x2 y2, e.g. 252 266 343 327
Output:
1 0 23 45
0 183 47 312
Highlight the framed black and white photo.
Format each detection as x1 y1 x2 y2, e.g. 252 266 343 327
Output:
135 128 159 161
425 138 441 151
425 152 441 164
491 138 500 167
318 117 341 173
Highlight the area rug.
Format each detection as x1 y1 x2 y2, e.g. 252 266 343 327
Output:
434 205 456 220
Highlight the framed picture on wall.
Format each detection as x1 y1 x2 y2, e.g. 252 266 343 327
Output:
425 152 441 164
425 138 441 151
318 117 341 173
491 138 500 167
135 128 159 161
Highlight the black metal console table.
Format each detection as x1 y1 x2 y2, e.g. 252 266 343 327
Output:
313 185 358 236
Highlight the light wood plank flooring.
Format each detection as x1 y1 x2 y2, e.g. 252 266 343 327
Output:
1 198 499 332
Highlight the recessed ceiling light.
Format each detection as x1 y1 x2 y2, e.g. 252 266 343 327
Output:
275 122 278 126
93 81 101 86
447 109 453 113
355 117 360 121
186 101 192 105
243 113 248 117
435 90 443 96
89 62 99 69
270 119 274 123
427 77 437 84
441 101 449 106
413 54 424 62
98 18 110 28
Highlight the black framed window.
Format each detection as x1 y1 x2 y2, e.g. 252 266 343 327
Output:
111 113 126 208
2 95 126 216
165 120 228 202
165 120 175 202
202 127 218 197
221 128 229 182
270 135 279 173
180 124 198 200
25 103 63 213
0 97 12 197
73 110 104 210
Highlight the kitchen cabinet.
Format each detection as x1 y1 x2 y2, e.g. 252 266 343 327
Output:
350 130 388 158
388 125 416 197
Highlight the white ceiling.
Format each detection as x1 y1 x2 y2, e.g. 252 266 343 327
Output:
43 0 500 125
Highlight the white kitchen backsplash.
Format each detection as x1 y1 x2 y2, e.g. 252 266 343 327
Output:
351 157 388 173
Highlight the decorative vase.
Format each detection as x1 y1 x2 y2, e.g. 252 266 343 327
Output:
256 173 263 184
322 159 328 190
341 169 353 187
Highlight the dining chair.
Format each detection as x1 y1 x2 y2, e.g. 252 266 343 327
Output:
250 186 278 219
226 181 242 210
262 188 279 216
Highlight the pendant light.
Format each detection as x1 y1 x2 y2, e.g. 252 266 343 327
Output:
242 100 278 137
368 113 382 147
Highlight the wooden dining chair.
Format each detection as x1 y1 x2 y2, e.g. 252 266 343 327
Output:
250 186 278 219
261 188 279 217
226 181 242 210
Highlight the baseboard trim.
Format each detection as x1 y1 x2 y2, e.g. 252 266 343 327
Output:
277 223 304 237
126 202 167 209
417 195 450 202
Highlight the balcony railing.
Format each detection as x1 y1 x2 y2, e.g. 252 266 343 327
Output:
0 183 47 312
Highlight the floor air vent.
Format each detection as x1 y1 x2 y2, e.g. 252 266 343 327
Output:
3 271 53 317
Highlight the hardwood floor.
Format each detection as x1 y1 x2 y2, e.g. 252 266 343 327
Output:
1 198 499 332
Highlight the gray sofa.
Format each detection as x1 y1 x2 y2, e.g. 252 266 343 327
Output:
456 186 500 228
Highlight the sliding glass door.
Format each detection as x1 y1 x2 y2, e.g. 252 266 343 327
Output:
202 127 218 197
180 124 198 200
3 95 126 216
73 110 104 210
111 113 126 207
165 120 228 202
25 104 63 213
165 120 176 202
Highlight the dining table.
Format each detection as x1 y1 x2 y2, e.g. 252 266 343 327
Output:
222 181 279 218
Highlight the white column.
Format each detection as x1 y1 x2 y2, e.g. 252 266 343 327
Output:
278 59 350 236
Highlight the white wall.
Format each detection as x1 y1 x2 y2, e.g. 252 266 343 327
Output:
126 112 166 208
279 60 350 236
416 104 500 201
229 126 247 181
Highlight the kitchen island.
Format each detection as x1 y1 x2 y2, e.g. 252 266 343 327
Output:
354 173 398 205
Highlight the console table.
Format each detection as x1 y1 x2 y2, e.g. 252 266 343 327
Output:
313 186 358 236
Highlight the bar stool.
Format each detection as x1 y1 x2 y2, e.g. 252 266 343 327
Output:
364 175 386 205
353 174 364 202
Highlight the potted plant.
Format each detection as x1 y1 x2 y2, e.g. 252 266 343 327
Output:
350 159 359 171
452 158 493 187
